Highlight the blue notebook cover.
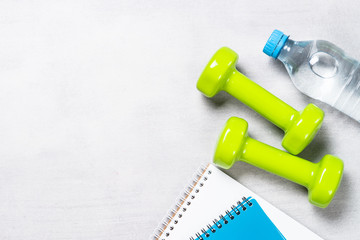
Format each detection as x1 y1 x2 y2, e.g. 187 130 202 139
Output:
192 197 286 240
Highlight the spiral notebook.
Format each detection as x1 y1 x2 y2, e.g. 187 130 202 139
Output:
191 197 285 240
151 164 323 240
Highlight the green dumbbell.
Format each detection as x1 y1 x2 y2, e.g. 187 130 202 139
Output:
215 117 343 208
197 47 324 155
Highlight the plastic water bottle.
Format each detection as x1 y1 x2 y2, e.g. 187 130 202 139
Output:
263 29 360 122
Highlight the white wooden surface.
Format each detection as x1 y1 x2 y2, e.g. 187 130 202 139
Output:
0 1 359 239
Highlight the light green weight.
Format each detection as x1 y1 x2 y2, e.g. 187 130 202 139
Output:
215 117 344 208
197 47 324 155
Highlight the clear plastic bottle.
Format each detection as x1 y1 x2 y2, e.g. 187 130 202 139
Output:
263 29 360 122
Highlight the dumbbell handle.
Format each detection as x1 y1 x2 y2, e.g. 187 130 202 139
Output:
242 137 315 187
225 71 298 130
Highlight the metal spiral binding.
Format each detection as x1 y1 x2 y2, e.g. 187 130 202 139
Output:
150 164 211 240
189 197 253 240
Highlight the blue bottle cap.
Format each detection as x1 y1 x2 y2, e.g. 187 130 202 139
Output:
263 30 289 59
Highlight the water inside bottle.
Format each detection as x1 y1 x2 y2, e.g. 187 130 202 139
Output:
291 40 360 120
309 52 339 78
275 35 360 121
